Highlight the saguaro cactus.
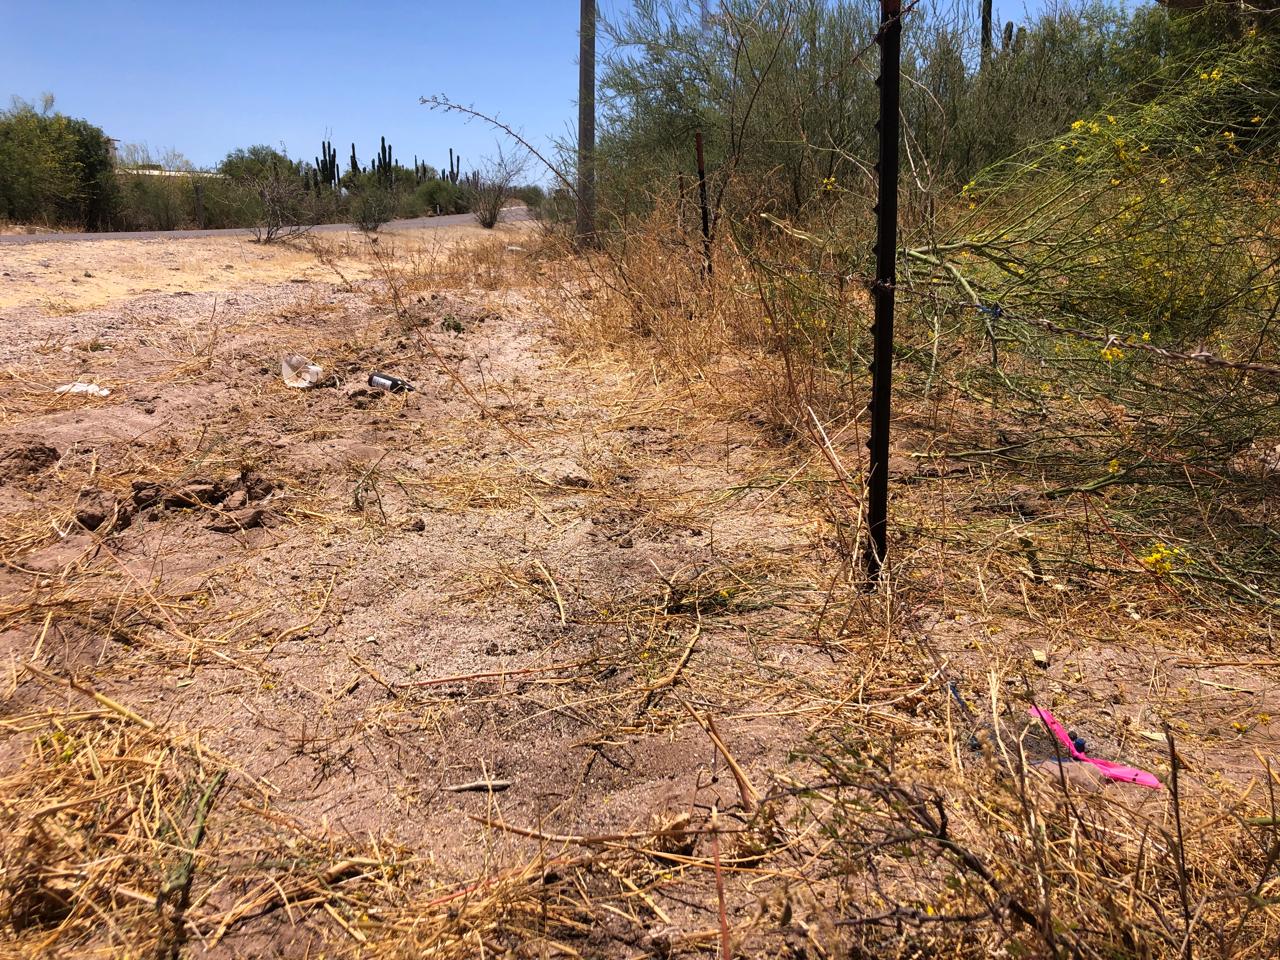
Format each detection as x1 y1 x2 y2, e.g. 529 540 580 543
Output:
349 143 359 178
315 140 338 189
375 136 394 187
446 148 461 185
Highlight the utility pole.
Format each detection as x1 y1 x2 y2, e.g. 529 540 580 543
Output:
866 0 902 580
980 0 993 68
576 0 597 247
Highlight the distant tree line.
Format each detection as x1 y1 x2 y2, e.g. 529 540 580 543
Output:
0 96 545 234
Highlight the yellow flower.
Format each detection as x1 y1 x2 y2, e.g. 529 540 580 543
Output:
1252 116 1263 124
1141 542 1186 575
1142 331 1151 342
1100 345 1125 362
1107 459 1121 474
1107 115 1117 124
1222 130 1234 140
821 176 837 192
1071 119 1086 132
1110 178 1120 186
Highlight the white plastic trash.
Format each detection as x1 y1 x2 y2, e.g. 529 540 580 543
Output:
281 354 324 388
55 382 111 397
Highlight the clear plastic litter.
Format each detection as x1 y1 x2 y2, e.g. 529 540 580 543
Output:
281 354 324 388
55 382 111 397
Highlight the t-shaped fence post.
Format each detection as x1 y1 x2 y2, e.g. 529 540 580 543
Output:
866 0 902 579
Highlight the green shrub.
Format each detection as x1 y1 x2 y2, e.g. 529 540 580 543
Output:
412 178 468 215
350 185 395 232
0 96 118 229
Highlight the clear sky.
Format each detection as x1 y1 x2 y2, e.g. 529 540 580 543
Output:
2 0 1073 176
0 0 635 176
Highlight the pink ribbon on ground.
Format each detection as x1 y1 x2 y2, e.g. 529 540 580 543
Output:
1029 707 1163 790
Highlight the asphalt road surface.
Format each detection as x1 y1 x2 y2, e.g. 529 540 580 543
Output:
0 207 531 245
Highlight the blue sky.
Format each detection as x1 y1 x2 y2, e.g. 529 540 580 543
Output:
2 0 1074 175
0 0 624 175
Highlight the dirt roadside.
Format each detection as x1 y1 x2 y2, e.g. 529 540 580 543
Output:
0 225 856 956
2 224 1277 958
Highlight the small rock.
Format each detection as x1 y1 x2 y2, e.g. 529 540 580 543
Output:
131 480 164 509
1032 649 1049 669
75 488 130 532
162 483 224 508
209 508 265 533
643 925 679 959
539 457 591 489
222 489 248 511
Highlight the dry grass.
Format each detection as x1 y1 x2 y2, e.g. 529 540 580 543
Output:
1 218 1277 958
529 202 1280 957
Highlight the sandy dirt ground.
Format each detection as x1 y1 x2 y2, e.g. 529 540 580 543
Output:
2 224 1278 957
0 225 850 956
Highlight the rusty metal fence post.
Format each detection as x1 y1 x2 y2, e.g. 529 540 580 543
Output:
866 0 902 579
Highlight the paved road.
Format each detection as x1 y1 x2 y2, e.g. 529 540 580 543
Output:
0 207 531 245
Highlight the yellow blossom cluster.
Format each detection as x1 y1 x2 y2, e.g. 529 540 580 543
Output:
1141 542 1186 574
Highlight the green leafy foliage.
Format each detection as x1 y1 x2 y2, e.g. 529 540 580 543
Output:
0 96 118 229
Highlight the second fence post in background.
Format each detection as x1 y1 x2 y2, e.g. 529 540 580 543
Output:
866 0 902 580
695 130 712 278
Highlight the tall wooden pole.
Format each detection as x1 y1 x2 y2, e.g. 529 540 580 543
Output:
576 0 597 247
866 0 902 580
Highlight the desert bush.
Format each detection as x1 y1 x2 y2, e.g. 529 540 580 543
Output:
906 32 1280 471
572 2 1279 590
116 173 189 231
350 184 395 233
0 95 118 229
471 148 529 228
217 145 316 242
414 178 468 215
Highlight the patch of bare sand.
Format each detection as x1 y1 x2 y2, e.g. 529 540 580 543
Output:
2 225 1275 958
0 222 514 315
0 226 833 956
